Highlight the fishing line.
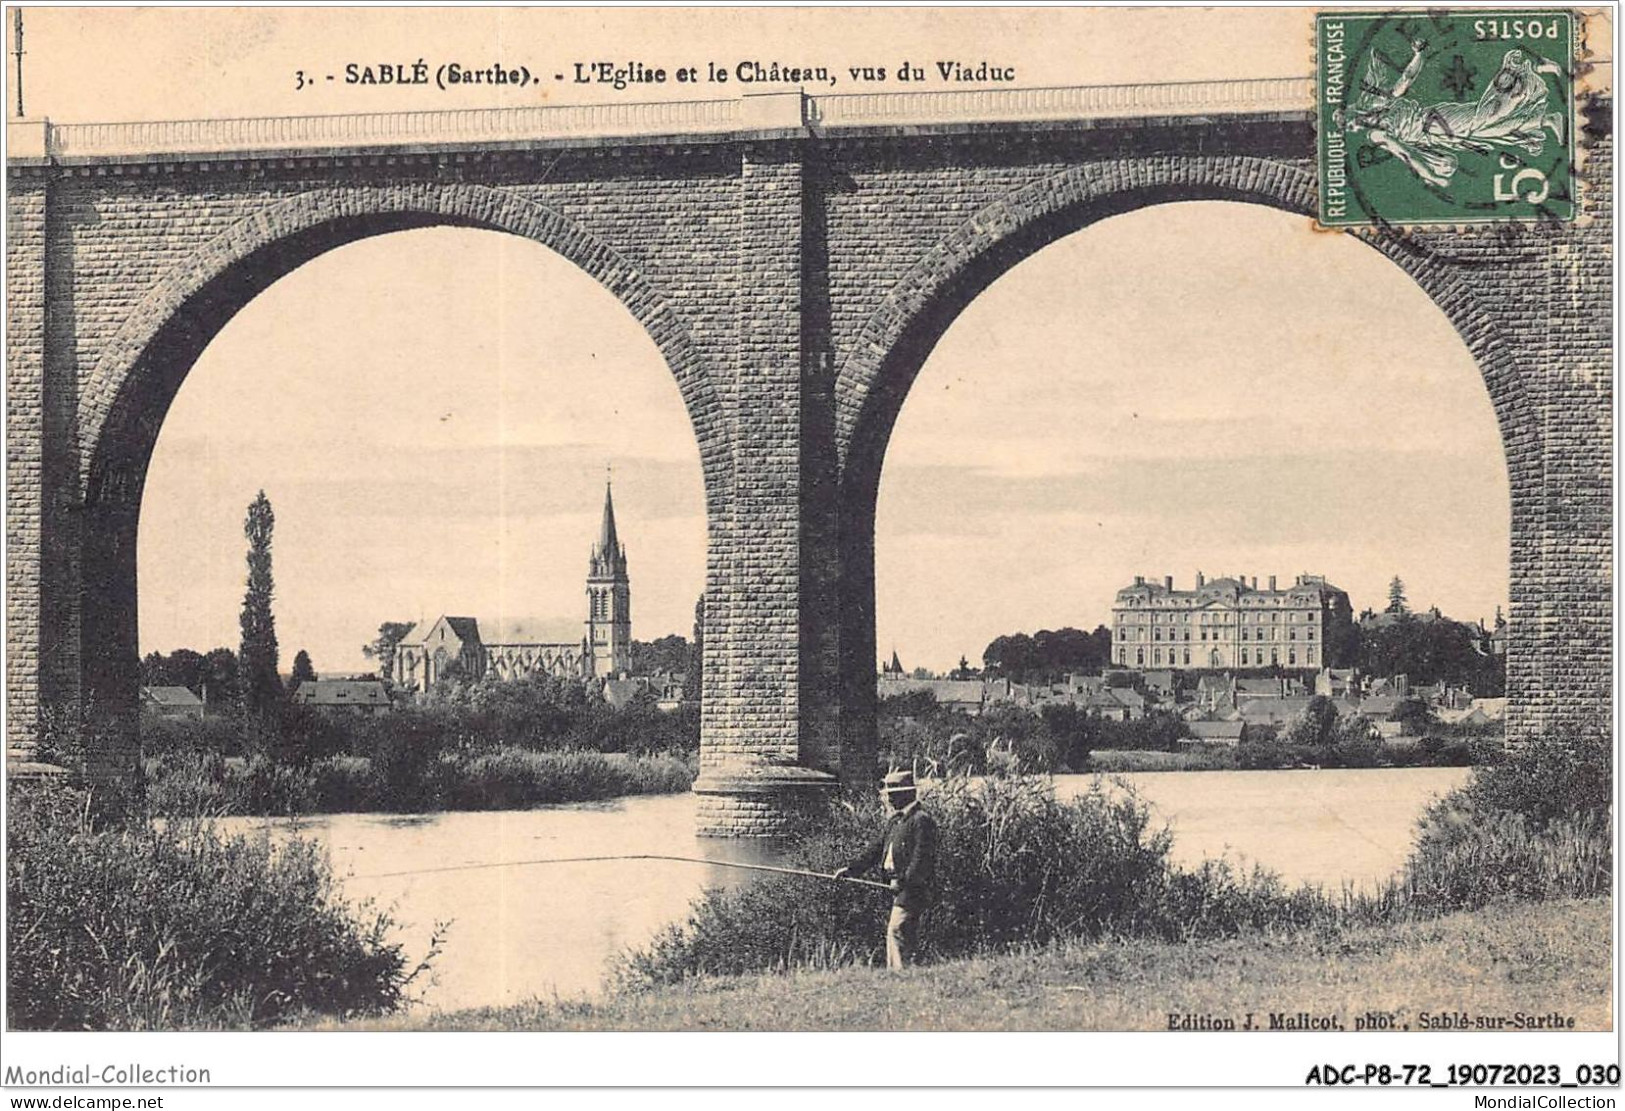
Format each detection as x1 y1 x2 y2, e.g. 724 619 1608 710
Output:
353 852 893 889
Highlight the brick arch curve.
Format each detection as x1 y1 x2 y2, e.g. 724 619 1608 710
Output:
69 183 725 759
834 155 1528 489
829 155 1533 770
79 182 725 507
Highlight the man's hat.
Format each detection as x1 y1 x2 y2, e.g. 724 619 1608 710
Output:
882 770 916 793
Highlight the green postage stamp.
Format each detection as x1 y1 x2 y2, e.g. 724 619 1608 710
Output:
1317 9 1577 226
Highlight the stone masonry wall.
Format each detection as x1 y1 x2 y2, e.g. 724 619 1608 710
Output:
4 108 1612 824
5 177 45 762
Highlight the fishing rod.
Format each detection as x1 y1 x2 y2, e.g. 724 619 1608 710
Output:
355 852 894 889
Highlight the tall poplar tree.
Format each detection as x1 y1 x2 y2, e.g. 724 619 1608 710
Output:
239 490 282 714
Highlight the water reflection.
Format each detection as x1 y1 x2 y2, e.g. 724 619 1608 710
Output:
219 767 1469 1013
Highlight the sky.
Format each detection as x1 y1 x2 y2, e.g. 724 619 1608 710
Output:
875 201 1507 672
13 9 1513 674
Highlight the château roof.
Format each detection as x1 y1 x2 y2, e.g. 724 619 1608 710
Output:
1115 574 1347 605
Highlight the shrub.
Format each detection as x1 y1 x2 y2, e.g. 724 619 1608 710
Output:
1085 747 1238 773
1236 732 1301 770
444 748 695 810
234 754 315 816
143 751 234 817
307 755 374 813
1404 810 1610 911
1442 728 1610 831
1140 856 1336 940
6 783 425 1029
140 714 248 758
1402 727 1611 910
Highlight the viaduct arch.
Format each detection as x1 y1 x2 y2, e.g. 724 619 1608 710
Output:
7 84 1611 833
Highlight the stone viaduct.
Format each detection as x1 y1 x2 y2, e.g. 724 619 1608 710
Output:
5 81 1612 834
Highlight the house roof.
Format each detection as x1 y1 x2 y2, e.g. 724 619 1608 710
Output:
142 685 202 707
876 678 985 706
1084 690 1124 711
292 680 390 706
1238 696 1313 724
1235 678 1283 697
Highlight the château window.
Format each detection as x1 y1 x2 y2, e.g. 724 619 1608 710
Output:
1241 650 1249 665
1289 649 1297 665
1307 629 1315 640
1183 649 1191 665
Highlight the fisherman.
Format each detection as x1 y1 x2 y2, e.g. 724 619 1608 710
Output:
834 769 939 969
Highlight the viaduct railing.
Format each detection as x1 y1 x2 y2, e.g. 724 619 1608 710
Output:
11 77 1314 162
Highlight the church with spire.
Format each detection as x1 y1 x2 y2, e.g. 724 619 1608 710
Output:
391 476 633 692
586 477 632 677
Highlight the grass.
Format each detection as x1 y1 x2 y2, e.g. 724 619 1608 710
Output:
341 898 1610 1031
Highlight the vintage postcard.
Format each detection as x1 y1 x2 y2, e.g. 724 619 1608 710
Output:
1 4 1615 1101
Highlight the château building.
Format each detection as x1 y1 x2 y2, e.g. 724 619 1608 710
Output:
392 480 633 692
1111 573 1354 671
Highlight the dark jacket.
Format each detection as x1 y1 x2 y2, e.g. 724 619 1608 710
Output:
846 802 938 909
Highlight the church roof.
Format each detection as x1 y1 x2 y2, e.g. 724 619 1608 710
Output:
399 615 482 645
482 617 585 646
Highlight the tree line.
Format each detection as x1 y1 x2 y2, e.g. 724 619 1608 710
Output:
975 577 1504 696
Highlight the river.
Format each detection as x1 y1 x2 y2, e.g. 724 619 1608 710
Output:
225 766 1470 1012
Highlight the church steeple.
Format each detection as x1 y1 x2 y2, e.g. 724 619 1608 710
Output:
590 477 627 579
586 473 631 677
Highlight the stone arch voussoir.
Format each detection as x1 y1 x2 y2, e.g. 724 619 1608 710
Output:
833 155 1530 488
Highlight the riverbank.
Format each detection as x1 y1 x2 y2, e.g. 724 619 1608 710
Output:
346 898 1609 1032
146 747 695 817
